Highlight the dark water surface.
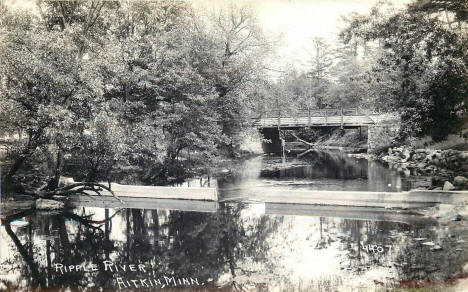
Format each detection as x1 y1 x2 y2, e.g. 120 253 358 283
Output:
216 152 409 201
1 153 468 291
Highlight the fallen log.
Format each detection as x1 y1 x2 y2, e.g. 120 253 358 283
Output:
24 182 123 203
291 133 315 147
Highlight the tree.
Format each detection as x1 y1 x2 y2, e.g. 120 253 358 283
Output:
191 3 272 154
0 10 105 184
305 37 333 109
93 1 223 184
339 1 468 141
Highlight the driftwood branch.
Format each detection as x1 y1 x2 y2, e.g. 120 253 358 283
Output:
291 133 315 147
25 182 124 203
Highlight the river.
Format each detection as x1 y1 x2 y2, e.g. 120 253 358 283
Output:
1 151 468 291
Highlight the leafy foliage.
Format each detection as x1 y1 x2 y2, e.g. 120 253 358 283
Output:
0 0 270 187
340 2 468 141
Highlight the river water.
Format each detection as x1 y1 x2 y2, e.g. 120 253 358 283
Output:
1 152 468 291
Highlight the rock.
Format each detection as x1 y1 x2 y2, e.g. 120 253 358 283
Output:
403 149 411 160
10 220 29 227
454 214 463 221
432 176 447 185
431 245 442 251
454 176 468 186
443 181 455 191
35 199 65 210
417 162 427 169
58 176 75 187
458 152 468 159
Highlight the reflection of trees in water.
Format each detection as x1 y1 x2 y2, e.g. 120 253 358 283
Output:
393 227 468 285
334 218 468 287
337 220 405 272
260 151 368 180
2 208 117 290
258 152 407 192
115 203 281 285
4 204 468 291
2 204 281 290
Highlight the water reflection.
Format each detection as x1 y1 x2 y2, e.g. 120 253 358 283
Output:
217 153 406 201
0 153 464 291
2 201 468 291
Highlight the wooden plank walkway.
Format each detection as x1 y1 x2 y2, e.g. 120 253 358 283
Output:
255 115 377 128
253 108 397 128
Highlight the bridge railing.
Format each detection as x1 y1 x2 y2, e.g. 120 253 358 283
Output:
259 107 361 119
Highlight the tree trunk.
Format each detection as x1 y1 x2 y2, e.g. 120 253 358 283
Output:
5 127 45 181
5 155 28 182
51 149 64 189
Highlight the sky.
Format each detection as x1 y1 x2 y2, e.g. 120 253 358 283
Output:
253 0 410 69
4 0 410 69
192 0 410 70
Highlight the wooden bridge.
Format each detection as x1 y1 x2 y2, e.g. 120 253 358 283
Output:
253 108 398 153
253 108 392 129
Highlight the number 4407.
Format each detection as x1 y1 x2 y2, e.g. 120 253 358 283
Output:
361 244 392 253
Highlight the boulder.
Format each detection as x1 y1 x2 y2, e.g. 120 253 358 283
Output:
35 199 65 210
416 163 427 169
443 181 455 191
402 149 411 159
457 152 468 160
58 176 75 187
454 176 468 186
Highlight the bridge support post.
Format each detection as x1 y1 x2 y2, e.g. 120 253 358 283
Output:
340 108 344 129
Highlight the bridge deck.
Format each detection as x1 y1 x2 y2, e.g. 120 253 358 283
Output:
255 115 377 128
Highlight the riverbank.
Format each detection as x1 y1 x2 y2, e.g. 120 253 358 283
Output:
375 147 468 191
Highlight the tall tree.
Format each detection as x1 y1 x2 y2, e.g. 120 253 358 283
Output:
192 3 271 153
305 37 333 109
340 1 468 141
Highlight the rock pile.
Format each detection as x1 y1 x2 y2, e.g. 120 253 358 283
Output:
380 147 468 189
